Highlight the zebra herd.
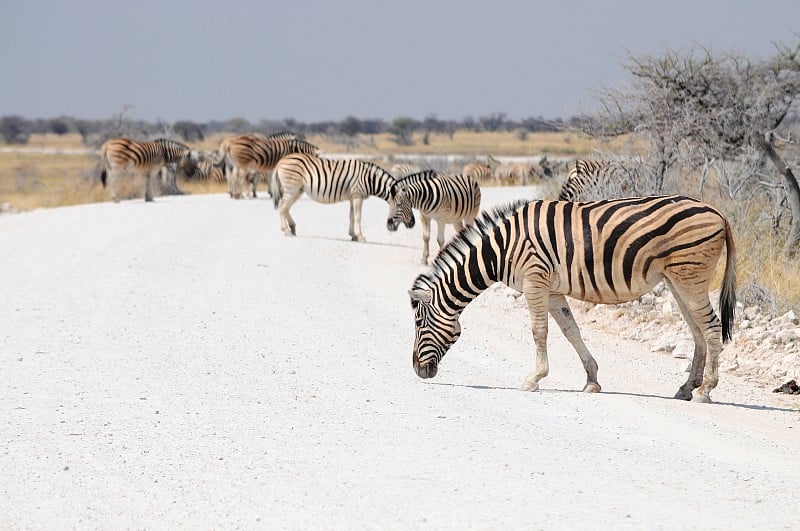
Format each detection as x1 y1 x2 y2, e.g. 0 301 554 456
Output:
98 134 737 402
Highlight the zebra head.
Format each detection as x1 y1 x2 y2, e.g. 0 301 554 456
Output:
387 185 415 231
408 288 461 379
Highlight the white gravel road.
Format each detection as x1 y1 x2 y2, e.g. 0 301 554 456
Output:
1 187 798 529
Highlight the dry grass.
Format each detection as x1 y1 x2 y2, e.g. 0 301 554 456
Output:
3 132 795 313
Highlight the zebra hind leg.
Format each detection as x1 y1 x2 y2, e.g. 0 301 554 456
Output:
665 277 721 403
548 295 600 393
664 278 707 401
277 187 303 236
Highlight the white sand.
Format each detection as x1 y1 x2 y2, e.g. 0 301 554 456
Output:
1 187 798 529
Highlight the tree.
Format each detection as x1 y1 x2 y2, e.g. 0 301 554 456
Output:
173 121 204 142
0 115 30 144
389 117 418 146
584 41 800 254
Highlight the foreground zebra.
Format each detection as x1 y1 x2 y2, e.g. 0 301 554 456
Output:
558 159 633 201
274 153 415 241
395 170 482 263
409 195 736 403
99 137 198 202
215 133 317 199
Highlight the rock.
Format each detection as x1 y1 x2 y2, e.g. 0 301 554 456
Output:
779 310 798 325
776 329 796 344
739 319 751 330
772 379 800 394
743 306 760 320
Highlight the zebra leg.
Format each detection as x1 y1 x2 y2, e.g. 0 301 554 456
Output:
145 169 155 202
521 278 550 392
348 200 356 239
109 170 119 203
350 196 366 242
277 187 303 236
250 172 258 199
421 215 431 264
666 277 721 403
664 279 708 401
548 294 601 393
436 220 446 252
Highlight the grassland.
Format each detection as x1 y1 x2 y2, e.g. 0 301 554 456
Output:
2 131 797 312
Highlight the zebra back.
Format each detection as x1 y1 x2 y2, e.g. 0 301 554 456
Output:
397 170 481 222
221 135 319 172
558 159 621 201
276 154 398 202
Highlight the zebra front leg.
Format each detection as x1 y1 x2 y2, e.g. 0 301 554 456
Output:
348 199 356 239
350 196 366 242
521 279 550 392
548 294 600 392
421 215 431 264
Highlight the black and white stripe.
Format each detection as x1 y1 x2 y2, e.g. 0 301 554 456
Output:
557 159 633 201
396 170 482 263
409 195 736 403
274 153 415 242
99 137 198 202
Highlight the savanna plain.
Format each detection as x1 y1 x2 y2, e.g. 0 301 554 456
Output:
1 132 799 529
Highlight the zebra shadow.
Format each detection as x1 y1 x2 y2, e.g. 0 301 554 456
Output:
296 234 421 251
424 381 800 413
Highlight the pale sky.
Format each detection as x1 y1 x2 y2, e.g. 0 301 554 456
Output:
1 0 797 123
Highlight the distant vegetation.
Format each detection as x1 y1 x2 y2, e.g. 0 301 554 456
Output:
0 112 576 150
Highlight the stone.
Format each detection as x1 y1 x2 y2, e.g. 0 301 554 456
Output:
743 306 760 320
672 339 694 359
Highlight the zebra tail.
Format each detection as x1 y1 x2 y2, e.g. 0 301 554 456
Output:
99 144 108 187
719 218 737 343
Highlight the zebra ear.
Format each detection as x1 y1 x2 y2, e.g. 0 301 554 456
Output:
408 289 432 304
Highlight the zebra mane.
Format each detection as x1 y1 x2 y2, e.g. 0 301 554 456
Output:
414 198 531 289
398 170 439 183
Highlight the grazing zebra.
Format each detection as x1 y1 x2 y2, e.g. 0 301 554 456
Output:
408 195 736 403
395 170 482 263
558 159 634 201
462 161 493 182
215 133 317 199
190 151 227 183
99 137 198 202
274 153 415 242
390 163 423 178
488 155 545 185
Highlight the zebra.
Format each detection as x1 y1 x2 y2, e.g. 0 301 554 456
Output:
462 161 493 182
395 170 482 263
408 195 736 403
99 137 199 202
390 163 423 179
488 154 545 185
558 159 634 201
274 153 415 242
215 133 317 199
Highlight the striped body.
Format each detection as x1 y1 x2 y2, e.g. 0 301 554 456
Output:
558 159 632 201
486 155 544 185
274 153 415 241
409 195 736 403
462 162 493 181
99 137 194 202
390 163 423 179
217 133 317 199
396 170 482 263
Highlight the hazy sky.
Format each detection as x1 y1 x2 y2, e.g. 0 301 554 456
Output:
1 0 797 123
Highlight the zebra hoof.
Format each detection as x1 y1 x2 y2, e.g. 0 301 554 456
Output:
691 393 712 404
673 388 693 401
582 383 601 393
352 235 366 243
520 379 539 392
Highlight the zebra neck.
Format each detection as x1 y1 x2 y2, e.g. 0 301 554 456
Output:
365 168 393 200
428 231 508 316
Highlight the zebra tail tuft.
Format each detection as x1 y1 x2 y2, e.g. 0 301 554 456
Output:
720 218 737 343
100 169 107 187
